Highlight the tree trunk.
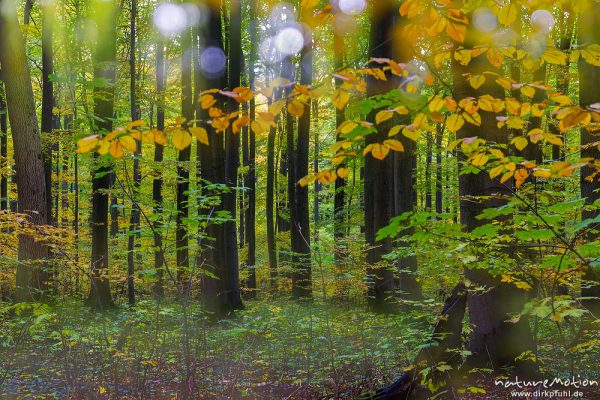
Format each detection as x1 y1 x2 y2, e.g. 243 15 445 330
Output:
578 2 600 317
435 126 443 215
333 31 347 264
222 0 243 310
41 1 54 226
266 96 278 289
0 0 49 302
290 34 312 299
244 9 257 297
126 0 138 306
452 16 534 374
176 24 193 284
0 81 7 211
85 2 118 309
152 36 165 298
364 0 398 311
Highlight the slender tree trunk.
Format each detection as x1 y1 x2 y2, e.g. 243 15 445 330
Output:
41 1 54 226
578 2 600 317
0 0 49 301
424 135 432 210
244 8 257 297
290 35 312 299
126 0 138 306
333 31 347 264
266 96 278 289
152 36 165 298
222 0 243 310
312 103 320 241
177 24 193 284
435 126 443 215
85 2 118 309
0 81 7 211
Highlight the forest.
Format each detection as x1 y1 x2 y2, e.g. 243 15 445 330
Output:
0 0 599 398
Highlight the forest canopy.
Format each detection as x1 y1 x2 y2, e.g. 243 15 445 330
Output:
0 0 600 398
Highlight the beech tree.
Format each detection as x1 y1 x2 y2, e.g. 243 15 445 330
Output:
0 0 49 301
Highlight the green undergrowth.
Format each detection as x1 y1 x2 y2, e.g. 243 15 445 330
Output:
0 298 428 399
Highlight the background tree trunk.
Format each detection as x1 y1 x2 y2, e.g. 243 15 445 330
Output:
85 1 118 309
152 36 165 298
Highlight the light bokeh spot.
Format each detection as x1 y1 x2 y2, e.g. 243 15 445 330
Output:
531 9 555 33
153 3 188 35
473 8 498 33
200 46 226 76
338 0 366 15
275 27 304 56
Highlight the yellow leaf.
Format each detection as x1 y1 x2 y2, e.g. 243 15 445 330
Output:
119 135 137 153
154 130 167 146
383 139 404 152
375 110 393 125
500 170 513 183
98 139 110 155
200 94 216 109
582 44 600 66
446 113 464 132
332 90 350 110
232 86 254 103
427 14 446 37
337 121 357 135
533 169 551 179
189 127 209 145
454 49 472 66
288 100 305 117
141 130 155 144
394 105 410 115
172 129 192 150
444 96 457 111
511 136 528 151
463 112 481 126
109 141 123 158
370 143 390 160
514 168 528 188
490 164 505 179
388 125 402 137
520 85 535 98
446 21 466 43
209 107 223 118
543 132 563 146
542 47 567 66
402 127 420 141
127 120 145 129
75 136 99 153
317 170 337 184
429 95 444 112
99 386 107 394
468 75 486 90
550 95 571 106
471 152 489 167
498 3 518 26
212 117 230 132
336 167 349 178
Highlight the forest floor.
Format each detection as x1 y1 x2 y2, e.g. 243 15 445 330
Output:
0 298 427 399
1 297 598 399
